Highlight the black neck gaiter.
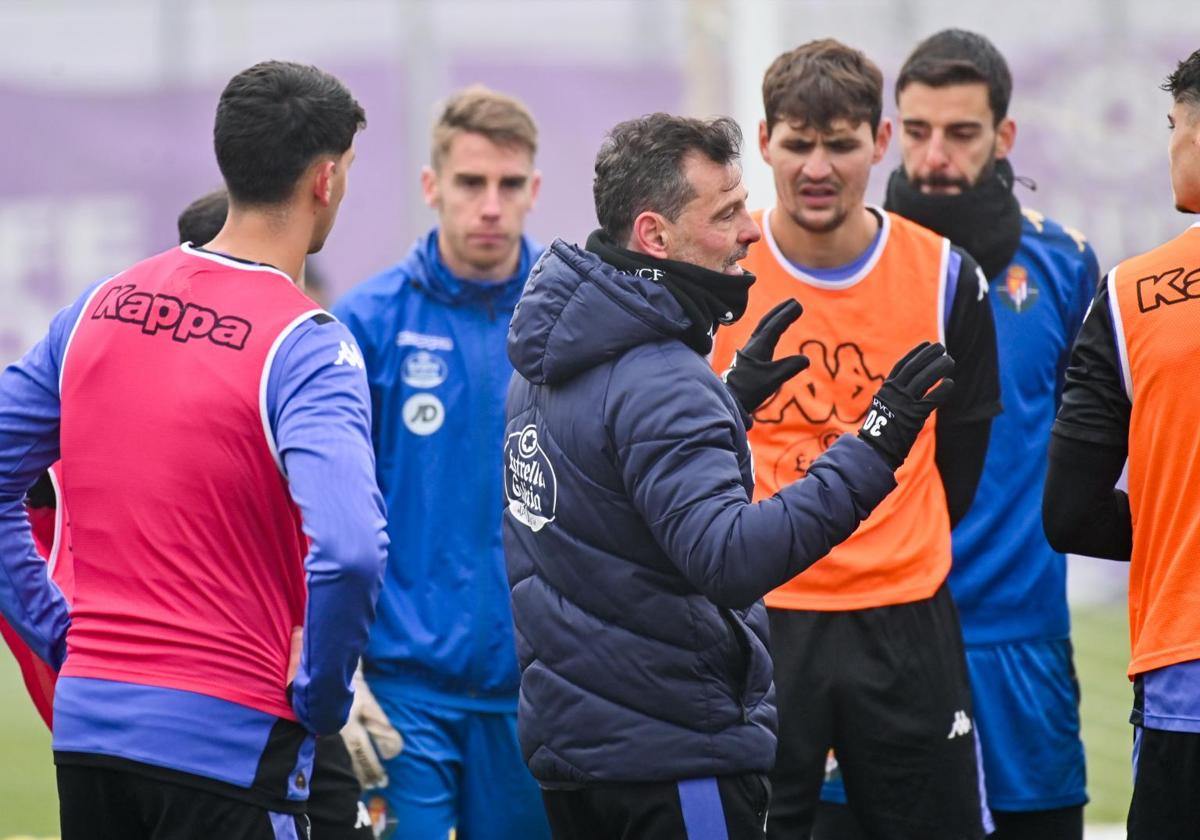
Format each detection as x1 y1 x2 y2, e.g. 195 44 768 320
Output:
586 230 755 355
884 158 1024 279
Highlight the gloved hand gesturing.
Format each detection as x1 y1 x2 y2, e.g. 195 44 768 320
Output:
341 665 404 789
858 341 955 470
722 299 810 417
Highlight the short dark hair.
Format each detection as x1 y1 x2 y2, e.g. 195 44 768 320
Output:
214 61 366 206
896 29 1013 124
1163 49 1200 108
593 114 742 245
762 39 883 135
177 189 228 245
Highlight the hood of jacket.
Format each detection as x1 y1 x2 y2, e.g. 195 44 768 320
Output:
507 238 696 386
407 227 537 311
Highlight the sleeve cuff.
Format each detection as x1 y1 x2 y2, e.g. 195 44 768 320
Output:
1051 420 1127 448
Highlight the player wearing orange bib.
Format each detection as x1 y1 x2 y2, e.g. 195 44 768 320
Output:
710 40 1000 839
1045 48 1200 840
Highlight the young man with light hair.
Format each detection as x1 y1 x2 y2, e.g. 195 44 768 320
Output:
333 85 549 839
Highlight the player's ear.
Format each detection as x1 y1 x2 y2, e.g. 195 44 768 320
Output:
528 170 542 211
630 212 670 260
872 117 892 163
313 159 336 207
758 119 771 164
420 165 439 210
995 117 1017 159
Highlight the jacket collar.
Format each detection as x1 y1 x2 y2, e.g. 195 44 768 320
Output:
410 228 535 311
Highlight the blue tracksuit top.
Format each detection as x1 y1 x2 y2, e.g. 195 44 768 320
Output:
949 209 1099 646
333 229 540 710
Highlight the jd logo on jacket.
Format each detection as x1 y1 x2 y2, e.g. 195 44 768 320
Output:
403 393 444 436
505 424 557 532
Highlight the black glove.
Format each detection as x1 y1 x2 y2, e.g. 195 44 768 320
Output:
858 341 955 470
722 299 810 420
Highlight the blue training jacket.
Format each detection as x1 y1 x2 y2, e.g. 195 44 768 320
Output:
949 209 1099 646
333 229 540 710
503 240 898 785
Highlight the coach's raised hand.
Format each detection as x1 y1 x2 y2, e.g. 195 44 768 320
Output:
858 341 955 470
722 298 810 419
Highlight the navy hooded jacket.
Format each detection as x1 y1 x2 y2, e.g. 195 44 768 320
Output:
502 239 899 785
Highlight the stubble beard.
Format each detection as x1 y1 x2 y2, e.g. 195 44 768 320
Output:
788 203 848 235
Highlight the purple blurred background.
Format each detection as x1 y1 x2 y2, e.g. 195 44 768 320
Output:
2 0 1193 376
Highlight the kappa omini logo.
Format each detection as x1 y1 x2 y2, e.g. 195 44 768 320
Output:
335 340 365 369
946 710 973 739
355 801 372 830
753 340 883 484
755 340 882 427
504 424 558 532
403 393 444 436
974 265 990 301
401 350 448 388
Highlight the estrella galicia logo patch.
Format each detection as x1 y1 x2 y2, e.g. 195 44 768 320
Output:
401 350 448 388
1000 265 1039 312
504 424 558 532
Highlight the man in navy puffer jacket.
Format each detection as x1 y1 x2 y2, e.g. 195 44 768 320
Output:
503 113 957 839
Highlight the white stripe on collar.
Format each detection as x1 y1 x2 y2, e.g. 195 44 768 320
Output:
760 205 891 290
181 242 295 284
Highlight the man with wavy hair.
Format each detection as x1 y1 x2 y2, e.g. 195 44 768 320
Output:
711 39 1001 839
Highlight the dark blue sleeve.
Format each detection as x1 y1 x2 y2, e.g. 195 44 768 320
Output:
609 352 896 610
266 317 389 736
1053 277 1130 447
0 282 104 668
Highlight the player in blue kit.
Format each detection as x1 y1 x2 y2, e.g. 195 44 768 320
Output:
815 30 1096 840
332 86 549 840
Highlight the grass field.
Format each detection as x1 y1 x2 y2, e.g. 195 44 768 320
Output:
1073 603 1134 825
0 604 1134 837
0 648 56 837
